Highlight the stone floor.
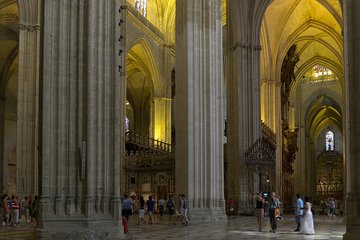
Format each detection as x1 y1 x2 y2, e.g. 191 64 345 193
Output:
0 214 345 240
125 214 345 240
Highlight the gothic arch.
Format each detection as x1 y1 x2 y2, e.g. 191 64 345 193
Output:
288 56 343 111
274 20 342 83
304 94 342 136
126 37 162 96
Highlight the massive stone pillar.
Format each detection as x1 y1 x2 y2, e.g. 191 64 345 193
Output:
226 1 262 214
16 0 41 197
37 0 125 238
175 0 226 222
343 0 360 239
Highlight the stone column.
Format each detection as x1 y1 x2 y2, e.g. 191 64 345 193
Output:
226 1 262 214
37 0 123 238
260 79 276 129
175 0 226 222
16 0 41 198
343 0 360 239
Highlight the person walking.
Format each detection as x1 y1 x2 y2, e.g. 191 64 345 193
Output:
294 194 304 232
146 196 155 224
20 196 29 222
254 192 265 232
329 197 336 219
268 192 281 233
122 194 133 221
301 196 315 235
180 194 189 226
158 196 165 217
2 194 10 228
137 196 146 225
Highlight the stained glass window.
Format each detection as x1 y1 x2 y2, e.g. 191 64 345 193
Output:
313 65 332 77
325 131 334 151
125 116 130 132
135 0 147 17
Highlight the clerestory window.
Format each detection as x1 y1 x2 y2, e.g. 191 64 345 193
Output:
135 0 147 17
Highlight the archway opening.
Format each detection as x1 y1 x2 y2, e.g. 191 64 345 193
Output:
260 0 343 213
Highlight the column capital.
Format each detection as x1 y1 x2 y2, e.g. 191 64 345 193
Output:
151 97 172 103
18 24 41 32
226 41 262 54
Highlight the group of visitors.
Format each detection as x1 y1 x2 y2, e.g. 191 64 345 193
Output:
254 192 315 235
1 193 38 228
122 193 189 228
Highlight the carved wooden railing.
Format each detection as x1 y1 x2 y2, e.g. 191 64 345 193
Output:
126 131 174 153
125 131 175 171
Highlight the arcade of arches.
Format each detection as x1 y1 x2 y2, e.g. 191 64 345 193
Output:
0 0 359 239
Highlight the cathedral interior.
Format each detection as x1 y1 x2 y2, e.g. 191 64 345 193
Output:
0 0 359 239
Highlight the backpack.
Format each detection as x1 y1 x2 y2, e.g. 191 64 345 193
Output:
166 200 174 209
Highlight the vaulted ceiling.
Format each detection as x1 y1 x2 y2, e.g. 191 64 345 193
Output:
260 0 343 83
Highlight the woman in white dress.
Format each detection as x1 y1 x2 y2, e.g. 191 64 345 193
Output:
301 196 315 234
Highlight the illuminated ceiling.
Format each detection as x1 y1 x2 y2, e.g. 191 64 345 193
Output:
261 0 343 83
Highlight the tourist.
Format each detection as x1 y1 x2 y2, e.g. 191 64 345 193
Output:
122 194 133 221
180 194 189 226
301 196 315 234
158 196 165 217
2 194 10 228
294 194 304 232
329 197 336 219
146 196 155 224
21 196 29 222
268 192 281 233
167 194 175 224
10 195 20 227
31 196 39 226
254 192 265 231
137 196 146 225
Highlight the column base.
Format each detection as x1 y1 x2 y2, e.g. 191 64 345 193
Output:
188 208 227 223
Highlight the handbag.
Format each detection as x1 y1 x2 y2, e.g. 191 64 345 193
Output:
275 208 281 218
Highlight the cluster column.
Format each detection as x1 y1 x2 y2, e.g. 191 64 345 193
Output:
37 0 125 238
225 1 262 213
16 0 41 198
343 0 360 239
175 0 226 222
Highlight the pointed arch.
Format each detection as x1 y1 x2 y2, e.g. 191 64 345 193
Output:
126 36 162 96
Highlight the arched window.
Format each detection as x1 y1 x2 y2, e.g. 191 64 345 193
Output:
325 131 334 151
313 65 332 77
135 0 147 17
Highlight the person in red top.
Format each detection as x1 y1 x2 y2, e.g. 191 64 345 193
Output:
10 195 20 227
